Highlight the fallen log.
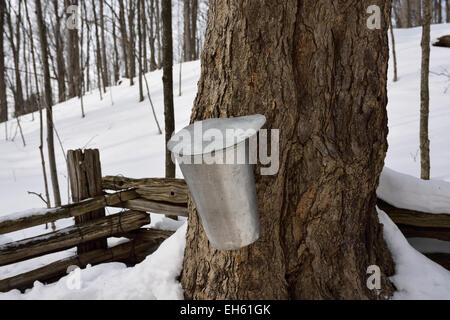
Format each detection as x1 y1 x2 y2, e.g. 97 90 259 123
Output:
377 199 450 229
397 224 450 242
110 198 188 217
0 210 150 267
102 176 188 204
0 189 139 235
433 35 450 48
0 229 172 293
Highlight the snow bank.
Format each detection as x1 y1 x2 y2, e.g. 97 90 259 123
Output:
0 223 187 300
378 167 450 214
378 209 450 299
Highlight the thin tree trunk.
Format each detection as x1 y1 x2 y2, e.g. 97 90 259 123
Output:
390 14 398 82
91 0 104 98
6 1 25 117
421 0 431 180
82 0 91 93
35 0 62 207
65 0 81 99
52 0 66 103
100 0 109 90
190 0 198 59
162 0 175 180
128 1 136 86
0 0 8 125
156 0 162 68
447 0 450 22
112 19 120 84
138 0 144 102
118 0 129 78
141 0 148 73
148 0 158 71
24 0 51 209
182 0 395 300
183 0 192 61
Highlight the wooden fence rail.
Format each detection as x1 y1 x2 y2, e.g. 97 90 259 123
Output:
0 210 150 267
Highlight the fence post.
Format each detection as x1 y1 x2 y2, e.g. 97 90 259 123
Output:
67 149 107 254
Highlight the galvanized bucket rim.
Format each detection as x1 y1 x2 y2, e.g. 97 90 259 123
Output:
168 114 266 156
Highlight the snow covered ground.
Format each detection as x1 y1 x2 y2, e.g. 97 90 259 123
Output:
0 24 450 299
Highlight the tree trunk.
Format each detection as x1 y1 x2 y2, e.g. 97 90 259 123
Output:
112 19 121 84
138 0 144 102
0 0 7 124
141 0 148 73
421 0 431 180
183 0 192 61
6 2 25 117
445 0 450 22
65 0 81 99
190 0 198 59
100 0 109 90
128 1 136 86
35 0 62 207
118 0 130 78
24 0 51 208
91 0 104 96
390 13 398 82
149 0 158 71
181 0 395 300
53 0 67 103
162 0 175 180
156 0 162 67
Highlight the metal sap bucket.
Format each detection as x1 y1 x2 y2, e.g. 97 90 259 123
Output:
168 114 266 250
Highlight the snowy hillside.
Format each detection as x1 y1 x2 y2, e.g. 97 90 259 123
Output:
1 25 450 299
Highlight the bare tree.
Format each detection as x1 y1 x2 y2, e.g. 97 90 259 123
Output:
100 0 109 89
421 0 432 180
390 9 398 82
162 0 175 179
35 0 62 207
128 0 136 85
0 0 8 127
6 0 25 117
52 0 66 103
137 0 144 102
91 0 105 97
118 0 130 78
65 0 81 99
183 0 198 61
148 0 158 71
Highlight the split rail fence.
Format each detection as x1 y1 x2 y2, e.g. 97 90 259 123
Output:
0 148 448 293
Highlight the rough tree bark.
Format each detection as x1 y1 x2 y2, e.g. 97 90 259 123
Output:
421 0 431 180
0 0 7 124
181 0 395 299
35 0 62 207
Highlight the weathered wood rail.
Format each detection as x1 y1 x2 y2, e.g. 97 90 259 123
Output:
0 148 448 293
0 149 187 293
